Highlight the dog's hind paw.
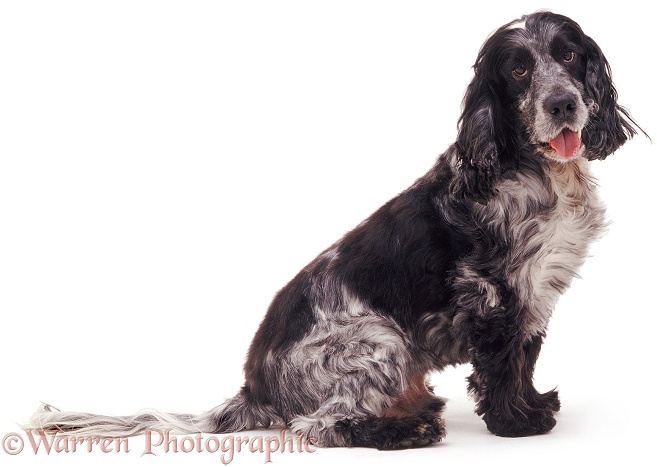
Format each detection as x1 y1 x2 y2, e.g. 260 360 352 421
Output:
336 409 446 450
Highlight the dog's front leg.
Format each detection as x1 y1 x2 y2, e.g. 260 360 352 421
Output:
468 311 560 437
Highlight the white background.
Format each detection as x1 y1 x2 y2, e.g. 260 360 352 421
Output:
1 1 655 466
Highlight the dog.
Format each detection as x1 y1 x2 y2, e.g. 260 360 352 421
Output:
26 11 643 449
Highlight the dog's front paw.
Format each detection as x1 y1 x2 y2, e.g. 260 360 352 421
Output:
483 408 556 438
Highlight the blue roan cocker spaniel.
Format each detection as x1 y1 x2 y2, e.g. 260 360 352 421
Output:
28 11 644 449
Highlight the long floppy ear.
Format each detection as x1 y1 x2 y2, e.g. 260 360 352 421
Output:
450 70 513 202
582 35 643 159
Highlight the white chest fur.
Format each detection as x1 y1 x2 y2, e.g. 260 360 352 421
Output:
482 159 607 338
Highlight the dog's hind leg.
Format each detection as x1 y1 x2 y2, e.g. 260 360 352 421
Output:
341 374 446 450
290 373 445 449
281 327 447 451
253 291 447 449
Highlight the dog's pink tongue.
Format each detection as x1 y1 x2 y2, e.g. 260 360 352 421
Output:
549 129 581 158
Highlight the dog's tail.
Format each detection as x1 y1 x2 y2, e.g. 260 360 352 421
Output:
23 387 282 438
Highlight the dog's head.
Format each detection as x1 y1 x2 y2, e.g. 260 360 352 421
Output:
452 11 642 201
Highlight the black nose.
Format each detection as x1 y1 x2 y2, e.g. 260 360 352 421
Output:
544 93 577 121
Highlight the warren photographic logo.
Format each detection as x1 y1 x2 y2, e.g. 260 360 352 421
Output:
2 429 316 464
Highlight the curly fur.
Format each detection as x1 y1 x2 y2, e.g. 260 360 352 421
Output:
25 11 644 449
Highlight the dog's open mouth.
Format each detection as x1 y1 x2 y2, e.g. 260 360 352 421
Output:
541 129 582 159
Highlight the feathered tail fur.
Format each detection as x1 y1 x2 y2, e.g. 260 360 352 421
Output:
23 388 283 438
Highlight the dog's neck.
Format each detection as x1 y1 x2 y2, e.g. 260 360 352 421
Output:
543 157 598 205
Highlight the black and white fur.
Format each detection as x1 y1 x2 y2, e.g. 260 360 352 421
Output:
26 12 642 449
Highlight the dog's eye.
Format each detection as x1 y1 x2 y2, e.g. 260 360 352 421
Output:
513 64 527 77
563 50 575 63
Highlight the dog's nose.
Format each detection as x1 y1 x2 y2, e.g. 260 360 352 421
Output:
544 93 577 121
